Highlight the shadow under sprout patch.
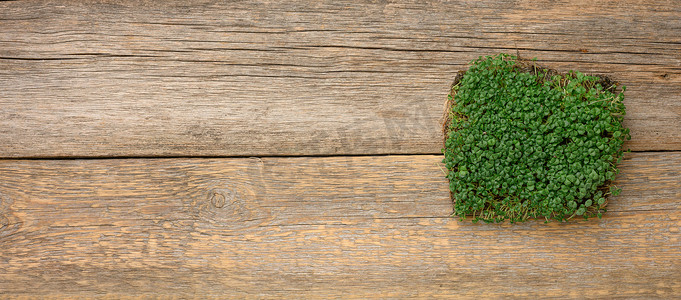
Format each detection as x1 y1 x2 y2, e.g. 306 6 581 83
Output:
442 54 630 223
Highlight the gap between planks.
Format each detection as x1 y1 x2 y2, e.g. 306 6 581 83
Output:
0 149 668 161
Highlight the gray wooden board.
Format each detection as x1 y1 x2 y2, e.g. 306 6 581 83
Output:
0 152 679 297
1 0 680 157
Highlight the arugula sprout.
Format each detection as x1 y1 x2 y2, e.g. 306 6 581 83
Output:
443 54 630 223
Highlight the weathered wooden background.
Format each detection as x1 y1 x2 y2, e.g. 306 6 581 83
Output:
1 0 680 298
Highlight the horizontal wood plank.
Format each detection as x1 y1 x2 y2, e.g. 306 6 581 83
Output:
0 152 679 297
1 0 680 157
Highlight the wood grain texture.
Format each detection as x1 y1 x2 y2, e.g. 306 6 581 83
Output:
0 153 679 298
1 0 680 157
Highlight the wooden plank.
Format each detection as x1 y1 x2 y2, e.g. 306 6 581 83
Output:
0 152 679 297
1 0 680 158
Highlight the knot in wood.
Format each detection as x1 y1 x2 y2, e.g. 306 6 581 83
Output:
209 189 235 209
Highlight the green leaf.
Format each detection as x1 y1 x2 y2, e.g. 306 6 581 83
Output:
442 53 628 223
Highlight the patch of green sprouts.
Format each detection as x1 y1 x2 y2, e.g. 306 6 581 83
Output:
443 54 630 223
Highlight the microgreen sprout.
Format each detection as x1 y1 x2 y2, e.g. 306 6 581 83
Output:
443 54 630 223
